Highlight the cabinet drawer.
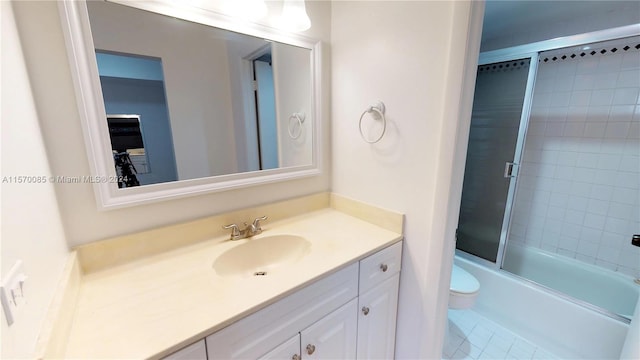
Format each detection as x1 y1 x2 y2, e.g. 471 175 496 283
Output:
359 241 402 293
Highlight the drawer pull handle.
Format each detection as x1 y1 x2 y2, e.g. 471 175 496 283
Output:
380 263 388 272
306 344 316 355
292 354 301 360
362 306 370 315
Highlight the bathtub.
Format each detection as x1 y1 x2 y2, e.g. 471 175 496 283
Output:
503 243 639 319
455 253 633 359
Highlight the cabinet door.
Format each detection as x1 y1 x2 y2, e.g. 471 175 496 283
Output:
301 298 357 359
259 334 301 360
162 340 207 360
356 274 400 360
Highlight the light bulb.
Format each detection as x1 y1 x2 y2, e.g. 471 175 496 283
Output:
279 0 311 32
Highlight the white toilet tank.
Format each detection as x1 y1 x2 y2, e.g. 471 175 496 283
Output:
449 264 480 309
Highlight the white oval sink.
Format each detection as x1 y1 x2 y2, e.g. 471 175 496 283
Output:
213 235 311 277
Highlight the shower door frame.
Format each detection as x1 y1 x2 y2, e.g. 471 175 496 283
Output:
456 52 539 269
458 23 640 270
485 52 539 270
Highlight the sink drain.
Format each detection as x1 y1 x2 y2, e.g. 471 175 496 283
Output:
254 271 267 276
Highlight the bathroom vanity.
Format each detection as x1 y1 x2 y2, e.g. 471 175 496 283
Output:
45 194 404 359
178 241 401 360
48 2 404 357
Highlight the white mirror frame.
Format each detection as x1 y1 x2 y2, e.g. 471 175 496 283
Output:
58 0 323 210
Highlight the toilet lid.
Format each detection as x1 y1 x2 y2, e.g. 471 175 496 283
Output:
451 265 480 294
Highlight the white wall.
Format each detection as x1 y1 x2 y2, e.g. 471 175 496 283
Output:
273 42 313 167
331 1 482 358
1 2 70 358
510 36 640 278
11 0 331 247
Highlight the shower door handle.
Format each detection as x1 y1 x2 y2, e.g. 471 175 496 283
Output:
504 162 517 178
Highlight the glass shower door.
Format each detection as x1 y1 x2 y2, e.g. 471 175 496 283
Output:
456 57 535 263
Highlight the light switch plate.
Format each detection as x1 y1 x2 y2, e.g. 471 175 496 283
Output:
1 260 28 326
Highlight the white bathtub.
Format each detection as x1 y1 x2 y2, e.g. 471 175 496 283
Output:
455 253 632 359
503 243 639 319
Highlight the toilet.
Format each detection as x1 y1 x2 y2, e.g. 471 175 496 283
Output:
449 264 480 309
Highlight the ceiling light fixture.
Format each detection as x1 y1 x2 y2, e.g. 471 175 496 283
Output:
279 0 311 32
222 0 267 22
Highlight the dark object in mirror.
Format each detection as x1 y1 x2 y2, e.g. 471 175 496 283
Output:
108 115 144 187
107 115 144 152
113 152 140 188
632 234 640 247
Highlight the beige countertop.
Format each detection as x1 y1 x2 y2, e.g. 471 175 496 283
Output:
61 199 403 359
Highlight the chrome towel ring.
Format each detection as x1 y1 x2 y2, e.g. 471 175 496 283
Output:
288 112 305 139
359 101 386 144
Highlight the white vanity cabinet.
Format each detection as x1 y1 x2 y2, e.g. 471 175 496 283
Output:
259 334 301 360
356 275 400 359
205 262 359 359
200 241 402 360
257 299 358 360
163 339 207 360
356 242 402 359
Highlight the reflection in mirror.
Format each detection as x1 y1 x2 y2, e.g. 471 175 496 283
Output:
250 47 279 170
86 0 313 187
98 51 179 187
58 0 321 209
107 114 152 188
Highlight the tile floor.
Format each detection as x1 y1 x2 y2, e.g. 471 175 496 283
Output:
442 309 559 360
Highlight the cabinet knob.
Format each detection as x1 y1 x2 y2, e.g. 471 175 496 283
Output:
380 263 388 272
362 306 370 315
292 354 301 360
306 344 316 355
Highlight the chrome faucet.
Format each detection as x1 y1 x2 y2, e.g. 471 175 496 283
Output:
223 216 268 240
247 216 268 236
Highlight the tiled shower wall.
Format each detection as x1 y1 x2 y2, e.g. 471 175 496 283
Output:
509 37 640 278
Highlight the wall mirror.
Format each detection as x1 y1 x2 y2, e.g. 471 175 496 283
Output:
58 0 322 209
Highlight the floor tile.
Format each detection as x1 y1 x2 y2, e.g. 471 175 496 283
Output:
442 309 560 360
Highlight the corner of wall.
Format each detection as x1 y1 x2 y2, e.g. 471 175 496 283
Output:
420 1 485 357
1 2 71 357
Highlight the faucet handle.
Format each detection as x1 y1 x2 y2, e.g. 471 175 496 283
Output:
252 216 268 233
223 223 241 240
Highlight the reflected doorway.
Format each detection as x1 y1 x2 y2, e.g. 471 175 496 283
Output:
96 51 178 186
251 51 279 170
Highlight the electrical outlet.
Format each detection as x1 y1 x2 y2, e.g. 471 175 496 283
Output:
1 260 28 326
